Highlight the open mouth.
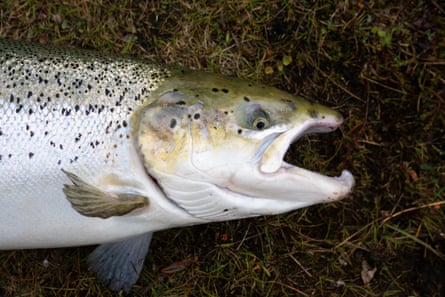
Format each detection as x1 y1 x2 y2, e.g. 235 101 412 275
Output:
256 114 355 201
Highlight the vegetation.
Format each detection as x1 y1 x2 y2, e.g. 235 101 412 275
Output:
1 1 444 296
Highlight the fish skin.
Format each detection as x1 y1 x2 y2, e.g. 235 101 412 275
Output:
0 39 354 292
0 39 169 175
0 39 195 248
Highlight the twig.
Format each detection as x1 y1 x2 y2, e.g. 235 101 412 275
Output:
381 200 445 224
289 254 313 278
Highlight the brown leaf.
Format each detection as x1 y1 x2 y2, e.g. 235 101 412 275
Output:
361 260 377 285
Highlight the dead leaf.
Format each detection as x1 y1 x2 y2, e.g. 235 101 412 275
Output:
361 260 377 285
161 256 199 274
264 66 274 75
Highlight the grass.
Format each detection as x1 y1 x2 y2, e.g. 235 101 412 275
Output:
0 1 444 296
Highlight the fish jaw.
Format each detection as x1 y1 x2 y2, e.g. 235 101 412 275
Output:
225 166 354 215
226 108 355 213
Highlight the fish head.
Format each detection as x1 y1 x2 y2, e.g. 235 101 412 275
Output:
134 70 354 221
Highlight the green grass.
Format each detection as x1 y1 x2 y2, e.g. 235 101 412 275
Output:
1 1 444 296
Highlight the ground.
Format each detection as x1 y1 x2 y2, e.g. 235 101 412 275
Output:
0 1 444 296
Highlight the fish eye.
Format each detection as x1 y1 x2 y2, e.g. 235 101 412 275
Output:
240 104 271 130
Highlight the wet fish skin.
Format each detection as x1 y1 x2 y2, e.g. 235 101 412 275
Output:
0 39 183 248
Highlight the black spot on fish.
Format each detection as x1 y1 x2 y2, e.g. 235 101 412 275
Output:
170 118 177 129
176 100 186 105
105 121 113 134
122 120 128 127
98 105 105 114
88 104 95 113
212 88 219 92
244 96 250 102
28 152 34 159
70 156 79 163
173 88 178 92
116 95 124 106
193 113 201 120
237 129 243 134
222 89 229 93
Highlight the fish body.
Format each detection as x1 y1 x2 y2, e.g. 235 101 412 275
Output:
0 39 354 291
0 40 198 249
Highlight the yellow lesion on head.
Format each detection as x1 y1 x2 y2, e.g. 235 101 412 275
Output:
133 102 192 173
188 108 232 151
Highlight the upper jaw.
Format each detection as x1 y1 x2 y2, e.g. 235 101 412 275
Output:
260 113 344 174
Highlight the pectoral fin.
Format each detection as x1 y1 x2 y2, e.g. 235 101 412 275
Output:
88 232 153 292
62 170 149 219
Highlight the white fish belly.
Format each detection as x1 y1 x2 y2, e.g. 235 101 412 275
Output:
0 113 150 249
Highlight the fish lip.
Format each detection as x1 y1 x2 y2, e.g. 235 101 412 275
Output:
279 163 355 200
